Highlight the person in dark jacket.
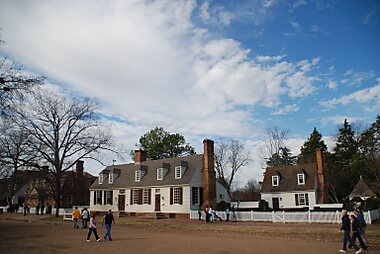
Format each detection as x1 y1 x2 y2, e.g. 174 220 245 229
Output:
350 214 367 250
102 209 115 241
339 210 361 253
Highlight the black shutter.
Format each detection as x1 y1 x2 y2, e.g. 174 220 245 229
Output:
103 191 107 205
148 189 151 205
200 187 204 206
93 191 96 205
138 189 143 205
170 188 173 205
305 193 309 206
192 187 196 205
179 187 183 205
130 189 133 205
295 194 299 206
110 191 113 205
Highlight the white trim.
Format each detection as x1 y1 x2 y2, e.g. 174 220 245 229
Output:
109 173 114 184
272 175 279 186
99 174 103 184
157 168 164 180
297 173 305 185
135 170 141 182
175 166 182 179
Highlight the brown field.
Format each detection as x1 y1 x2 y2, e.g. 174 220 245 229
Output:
0 213 379 254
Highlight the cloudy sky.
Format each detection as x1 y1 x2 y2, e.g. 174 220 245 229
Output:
0 0 379 186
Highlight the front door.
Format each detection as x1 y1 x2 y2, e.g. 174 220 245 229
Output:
272 197 280 211
118 195 125 211
155 194 161 211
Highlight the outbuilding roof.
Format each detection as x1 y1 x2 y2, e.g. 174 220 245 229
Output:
349 176 377 200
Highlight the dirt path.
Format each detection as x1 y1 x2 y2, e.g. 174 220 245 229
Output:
0 214 376 254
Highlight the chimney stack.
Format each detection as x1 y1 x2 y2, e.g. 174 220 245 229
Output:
76 160 84 178
202 139 217 209
315 148 328 204
134 149 147 163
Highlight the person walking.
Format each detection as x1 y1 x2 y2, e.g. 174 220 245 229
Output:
225 207 230 222
102 209 115 240
354 209 368 247
197 205 202 221
339 210 362 253
72 207 81 229
350 214 367 251
87 213 101 242
82 208 90 228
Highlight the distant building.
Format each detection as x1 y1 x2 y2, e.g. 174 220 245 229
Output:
89 139 230 217
1 161 95 209
349 176 377 201
260 148 328 210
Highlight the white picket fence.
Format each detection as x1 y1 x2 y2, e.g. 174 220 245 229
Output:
190 209 380 224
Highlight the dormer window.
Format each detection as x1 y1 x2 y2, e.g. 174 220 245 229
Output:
135 170 141 182
99 174 104 184
175 166 183 179
109 173 114 184
157 168 164 180
297 173 305 185
272 175 279 186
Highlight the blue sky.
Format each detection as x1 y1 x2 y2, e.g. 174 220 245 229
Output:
0 0 379 186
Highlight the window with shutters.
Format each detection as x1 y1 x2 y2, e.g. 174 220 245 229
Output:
99 174 103 184
192 187 199 205
295 193 309 206
132 189 143 205
95 191 102 205
171 187 183 204
143 189 151 204
109 173 114 184
105 190 113 205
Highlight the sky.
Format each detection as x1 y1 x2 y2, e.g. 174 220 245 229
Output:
0 0 379 187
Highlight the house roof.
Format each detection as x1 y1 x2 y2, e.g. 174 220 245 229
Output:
90 154 204 190
260 163 317 193
349 177 377 200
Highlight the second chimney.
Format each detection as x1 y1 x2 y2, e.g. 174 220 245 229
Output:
134 149 147 163
202 139 217 209
316 148 328 204
76 160 84 178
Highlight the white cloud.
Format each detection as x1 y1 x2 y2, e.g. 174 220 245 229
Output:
321 82 380 109
327 79 337 89
0 0 322 177
271 104 299 115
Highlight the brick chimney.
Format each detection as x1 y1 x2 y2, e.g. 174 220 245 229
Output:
76 160 84 178
202 139 217 209
134 149 147 163
316 148 328 204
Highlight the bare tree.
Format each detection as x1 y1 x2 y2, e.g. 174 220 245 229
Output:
14 89 114 216
215 139 251 195
259 126 289 166
0 58 44 115
0 119 40 203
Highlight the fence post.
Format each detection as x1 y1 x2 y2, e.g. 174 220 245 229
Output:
336 210 340 223
250 210 253 221
367 210 372 225
308 210 311 223
272 210 275 222
283 210 285 223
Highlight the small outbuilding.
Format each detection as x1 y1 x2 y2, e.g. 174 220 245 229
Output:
349 176 377 201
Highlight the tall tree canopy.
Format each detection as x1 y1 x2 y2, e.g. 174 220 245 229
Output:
328 119 361 201
298 127 328 163
14 89 113 216
134 127 195 160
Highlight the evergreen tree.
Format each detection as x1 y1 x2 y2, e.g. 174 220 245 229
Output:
267 146 296 167
329 119 361 201
359 115 380 193
298 127 327 163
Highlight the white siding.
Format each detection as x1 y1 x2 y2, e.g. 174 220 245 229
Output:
216 181 230 203
261 191 316 209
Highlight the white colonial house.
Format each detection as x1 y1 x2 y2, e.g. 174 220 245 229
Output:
89 139 230 217
261 148 328 210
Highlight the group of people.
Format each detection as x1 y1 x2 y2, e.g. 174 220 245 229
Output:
72 207 115 242
198 205 237 222
339 204 368 254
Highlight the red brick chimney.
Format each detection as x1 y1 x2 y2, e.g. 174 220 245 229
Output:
76 160 84 178
202 139 217 209
134 149 147 163
316 148 328 204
